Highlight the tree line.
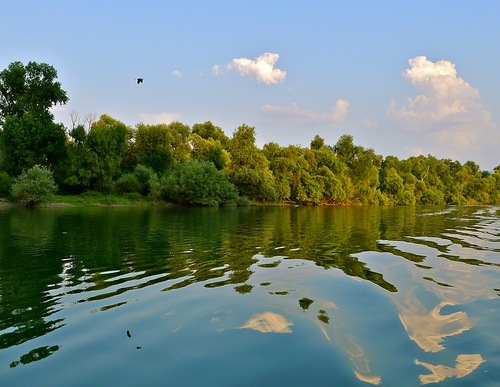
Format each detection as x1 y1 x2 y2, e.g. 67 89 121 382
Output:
1 61 499 206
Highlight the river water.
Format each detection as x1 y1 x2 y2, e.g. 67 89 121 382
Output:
0 205 499 386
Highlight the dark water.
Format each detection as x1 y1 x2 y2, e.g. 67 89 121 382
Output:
0 205 499 386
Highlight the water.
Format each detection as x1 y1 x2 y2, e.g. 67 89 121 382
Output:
0 205 499 386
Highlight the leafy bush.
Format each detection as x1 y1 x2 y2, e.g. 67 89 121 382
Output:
133 164 159 196
162 160 238 206
396 190 416 205
147 175 162 200
123 192 143 201
11 165 58 207
420 188 445 205
115 172 142 194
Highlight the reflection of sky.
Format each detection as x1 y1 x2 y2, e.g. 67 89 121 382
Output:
416 354 485 384
361 219 499 383
2 206 498 385
239 311 293 333
244 257 384 384
398 300 471 353
238 237 498 385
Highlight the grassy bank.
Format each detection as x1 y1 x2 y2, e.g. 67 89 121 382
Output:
51 192 165 207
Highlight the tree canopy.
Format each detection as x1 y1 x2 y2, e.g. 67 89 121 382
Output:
1 61 500 207
0 61 68 176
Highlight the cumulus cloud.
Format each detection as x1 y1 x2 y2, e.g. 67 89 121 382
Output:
389 56 496 154
138 113 181 125
213 52 286 84
262 99 349 126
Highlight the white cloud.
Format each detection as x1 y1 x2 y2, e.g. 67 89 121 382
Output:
211 65 222 76
172 70 183 77
262 99 349 126
138 113 181 125
213 52 286 85
389 56 496 158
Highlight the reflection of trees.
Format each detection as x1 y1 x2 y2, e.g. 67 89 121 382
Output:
10 345 59 368
1 204 496 382
361 205 498 385
0 210 64 351
214 206 398 292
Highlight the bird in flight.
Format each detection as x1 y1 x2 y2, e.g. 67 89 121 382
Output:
136 78 143 84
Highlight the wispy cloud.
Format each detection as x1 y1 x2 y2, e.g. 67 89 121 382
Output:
389 56 495 152
262 99 349 126
172 70 183 77
138 113 181 125
213 52 286 85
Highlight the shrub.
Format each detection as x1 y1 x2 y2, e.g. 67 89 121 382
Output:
420 188 445 205
148 175 162 200
162 160 238 206
11 165 58 207
396 190 416 205
115 173 142 194
133 164 159 196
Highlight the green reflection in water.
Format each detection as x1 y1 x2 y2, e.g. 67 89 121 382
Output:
0 205 498 385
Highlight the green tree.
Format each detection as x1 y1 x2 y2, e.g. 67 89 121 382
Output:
0 61 68 123
166 121 191 162
312 145 351 203
162 160 238 206
1 112 67 177
189 133 230 170
11 165 57 207
227 124 276 203
65 115 132 192
333 134 357 167
310 134 325 150
126 123 173 173
191 121 230 148
381 167 403 196
0 61 68 177
115 164 161 199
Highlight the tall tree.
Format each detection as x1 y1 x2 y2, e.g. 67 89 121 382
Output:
189 133 230 170
227 124 276 202
126 123 173 173
191 121 230 148
0 61 68 176
0 61 68 123
65 115 132 192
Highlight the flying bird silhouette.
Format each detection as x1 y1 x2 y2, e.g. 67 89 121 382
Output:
136 78 143 84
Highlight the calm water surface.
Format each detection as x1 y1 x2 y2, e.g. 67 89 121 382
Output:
0 205 499 386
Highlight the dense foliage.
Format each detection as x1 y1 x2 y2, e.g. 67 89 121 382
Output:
11 165 57 207
1 61 500 206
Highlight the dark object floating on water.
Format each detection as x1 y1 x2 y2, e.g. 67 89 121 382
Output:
136 346 142 350
136 78 143 84
127 330 131 338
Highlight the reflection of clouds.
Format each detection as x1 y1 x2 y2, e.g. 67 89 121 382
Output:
354 371 382 386
340 333 382 385
239 312 293 333
312 301 381 385
247 257 383 384
415 354 484 384
374 238 495 354
398 299 471 352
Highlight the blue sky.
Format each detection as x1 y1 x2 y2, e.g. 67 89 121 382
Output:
2 1 499 170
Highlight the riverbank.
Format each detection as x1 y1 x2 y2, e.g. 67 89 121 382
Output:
0 194 165 208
